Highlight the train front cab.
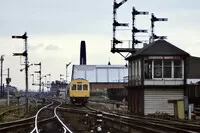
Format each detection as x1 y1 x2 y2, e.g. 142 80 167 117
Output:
70 80 90 105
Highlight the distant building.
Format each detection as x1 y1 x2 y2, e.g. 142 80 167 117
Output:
71 65 128 100
0 85 17 98
50 80 67 98
72 65 128 83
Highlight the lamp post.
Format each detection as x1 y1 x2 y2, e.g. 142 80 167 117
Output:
12 32 29 113
0 55 4 98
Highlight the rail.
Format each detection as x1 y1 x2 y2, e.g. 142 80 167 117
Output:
30 100 73 133
54 100 73 133
85 105 200 133
31 101 53 133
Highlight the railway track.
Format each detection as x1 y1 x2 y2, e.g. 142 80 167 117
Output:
30 100 72 133
0 99 73 133
88 104 200 133
3 98 195 133
0 102 51 132
58 102 200 133
0 98 41 132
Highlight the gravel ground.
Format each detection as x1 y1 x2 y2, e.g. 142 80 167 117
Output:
60 101 141 133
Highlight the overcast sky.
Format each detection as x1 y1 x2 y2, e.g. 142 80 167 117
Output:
0 0 200 91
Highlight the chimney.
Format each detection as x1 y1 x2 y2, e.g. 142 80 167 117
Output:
80 41 86 65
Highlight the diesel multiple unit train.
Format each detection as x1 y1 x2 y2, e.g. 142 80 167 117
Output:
69 78 90 105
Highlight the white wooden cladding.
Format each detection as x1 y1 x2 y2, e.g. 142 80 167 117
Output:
144 89 184 115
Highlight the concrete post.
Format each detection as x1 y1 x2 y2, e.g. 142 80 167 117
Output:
188 105 191 120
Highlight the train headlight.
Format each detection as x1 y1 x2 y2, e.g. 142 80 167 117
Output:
97 126 102 131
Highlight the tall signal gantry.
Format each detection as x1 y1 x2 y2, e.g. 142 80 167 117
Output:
111 0 129 55
111 0 149 58
111 0 168 58
150 13 168 42
132 7 148 51
12 32 29 113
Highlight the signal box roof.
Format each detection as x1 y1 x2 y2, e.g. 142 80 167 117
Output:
126 40 190 60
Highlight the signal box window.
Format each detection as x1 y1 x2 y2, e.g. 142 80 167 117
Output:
83 84 88 90
174 60 182 78
77 84 82 90
154 60 162 78
144 59 183 79
72 84 76 90
164 60 172 78
144 60 152 79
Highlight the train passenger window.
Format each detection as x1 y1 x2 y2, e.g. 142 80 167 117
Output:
72 84 76 90
77 84 82 90
83 84 88 90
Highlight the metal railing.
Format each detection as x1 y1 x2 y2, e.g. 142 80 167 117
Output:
127 75 142 86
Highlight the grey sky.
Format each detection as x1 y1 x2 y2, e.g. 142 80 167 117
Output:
0 0 200 91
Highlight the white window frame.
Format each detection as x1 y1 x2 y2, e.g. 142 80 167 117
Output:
163 60 172 79
152 60 163 80
152 59 184 80
172 60 184 79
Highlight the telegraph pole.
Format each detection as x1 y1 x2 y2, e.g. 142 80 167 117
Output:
39 63 41 92
65 62 71 103
0 55 4 98
12 32 29 113
24 34 28 113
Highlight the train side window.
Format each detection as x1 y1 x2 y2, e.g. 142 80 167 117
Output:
77 84 82 90
72 84 76 90
83 84 88 90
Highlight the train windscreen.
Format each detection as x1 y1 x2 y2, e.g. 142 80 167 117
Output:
83 84 88 90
